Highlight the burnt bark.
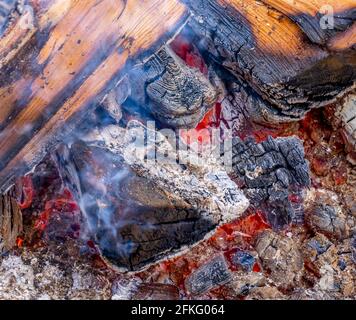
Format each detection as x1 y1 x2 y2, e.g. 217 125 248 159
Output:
62 122 248 272
230 136 310 229
183 0 356 124
128 45 217 128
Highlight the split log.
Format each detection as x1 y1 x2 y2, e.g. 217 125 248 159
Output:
184 0 356 124
64 122 249 272
0 0 188 192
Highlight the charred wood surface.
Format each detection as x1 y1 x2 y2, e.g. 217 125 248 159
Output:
184 0 356 123
0 0 355 190
185 254 232 295
230 136 310 229
69 141 217 272
63 122 248 272
128 45 217 128
261 0 356 45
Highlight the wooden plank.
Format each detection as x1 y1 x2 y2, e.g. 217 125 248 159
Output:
0 0 188 191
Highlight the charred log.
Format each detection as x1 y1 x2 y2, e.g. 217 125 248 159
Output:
63 123 248 272
70 142 217 272
128 45 218 128
0 0 189 191
230 136 310 229
184 0 356 124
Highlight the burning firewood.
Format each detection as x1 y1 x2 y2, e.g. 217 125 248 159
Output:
128 45 218 128
58 122 249 272
0 0 189 191
0 0 355 300
230 135 310 229
185 254 232 295
0 0 354 191
184 0 355 124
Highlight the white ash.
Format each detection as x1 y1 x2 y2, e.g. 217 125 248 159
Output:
83 121 249 226
0 255 36 300
111 277 142 300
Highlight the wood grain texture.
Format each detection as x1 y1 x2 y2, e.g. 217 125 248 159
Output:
328 22 356 51
0 0 188 191
261 0 356 45
184 0 356 123
0 0 354 191
0 193 22 251
128 45 218 128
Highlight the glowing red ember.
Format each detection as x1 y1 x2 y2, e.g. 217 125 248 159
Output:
171 35 208 75
34 188 79 233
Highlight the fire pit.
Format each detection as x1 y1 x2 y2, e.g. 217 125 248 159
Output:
0 0 355 300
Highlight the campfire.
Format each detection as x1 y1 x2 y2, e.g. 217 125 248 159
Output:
0 0 355 300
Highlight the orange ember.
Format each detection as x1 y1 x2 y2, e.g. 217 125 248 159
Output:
16 236 24 248
218 211 271 239
171 35 208 75
34 188 79 233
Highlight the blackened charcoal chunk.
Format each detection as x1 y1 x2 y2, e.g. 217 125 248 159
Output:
128 46 217 128
185 255 232 295
231 136 310 229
